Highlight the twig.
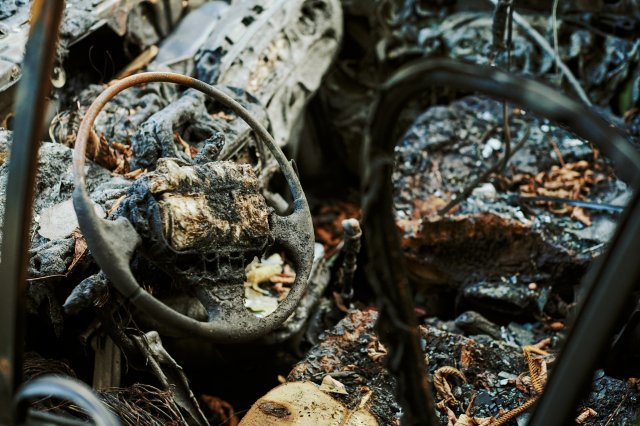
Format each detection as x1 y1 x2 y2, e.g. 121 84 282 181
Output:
604 395 626 426
548 135 565 167
486 0 591 105
501 104 512 172
438 128 530 216
26 274 67 282
491 0 513 53
114 45 159 80
552 0 561 80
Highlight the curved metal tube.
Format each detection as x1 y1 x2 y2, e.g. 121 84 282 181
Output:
0 0 65 419
14 375 120 425
363 58 640 425
73 72 314 341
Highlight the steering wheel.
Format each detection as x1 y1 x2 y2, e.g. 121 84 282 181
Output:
72 72 314 342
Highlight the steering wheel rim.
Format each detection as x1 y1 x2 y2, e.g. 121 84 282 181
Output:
73 72 314 342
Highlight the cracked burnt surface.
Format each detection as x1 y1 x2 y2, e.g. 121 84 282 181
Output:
289 309 640 425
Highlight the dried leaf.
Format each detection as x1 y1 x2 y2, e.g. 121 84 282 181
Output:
175 133 193 159
575 407 597 424
246 254 284 284
460 344 474 369
88 130 125 171
201 395 239 426
453 414 476 426
124 168 145 180
571 207 592 226
548 321 564 331
212 111 236 121
269 272 296 285
38 199 105 240
107 195 126 217
366 338 388 363
67 228 88 274
320 375 348 395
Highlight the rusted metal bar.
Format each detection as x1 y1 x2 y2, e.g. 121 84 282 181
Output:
0 0 65 421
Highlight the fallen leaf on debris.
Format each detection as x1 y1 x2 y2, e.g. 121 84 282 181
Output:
575 407 597 424
67 228 88 274
87 129 128 172
175 132 197 159
320 375 348 395
460 343 475 369
446 393 493 426
366 337 388 363
246 254 284 284
244 254 298 316
38 199 105 240
313 202 362 255
448 411 492 426
412 195 449 221
124 168 145 180
212 111 236 121
270 272 296 284
571 206 592 227
547 321 565 331
107 195 126 217
517 161 608 226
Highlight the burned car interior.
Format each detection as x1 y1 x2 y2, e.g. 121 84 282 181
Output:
2 0 640 425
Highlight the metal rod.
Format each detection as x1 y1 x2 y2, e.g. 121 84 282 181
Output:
0 0 65 421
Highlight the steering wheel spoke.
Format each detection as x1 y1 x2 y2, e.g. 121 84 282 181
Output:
270 208 314 270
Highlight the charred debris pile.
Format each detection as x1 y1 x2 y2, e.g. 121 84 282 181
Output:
1 0 640 424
